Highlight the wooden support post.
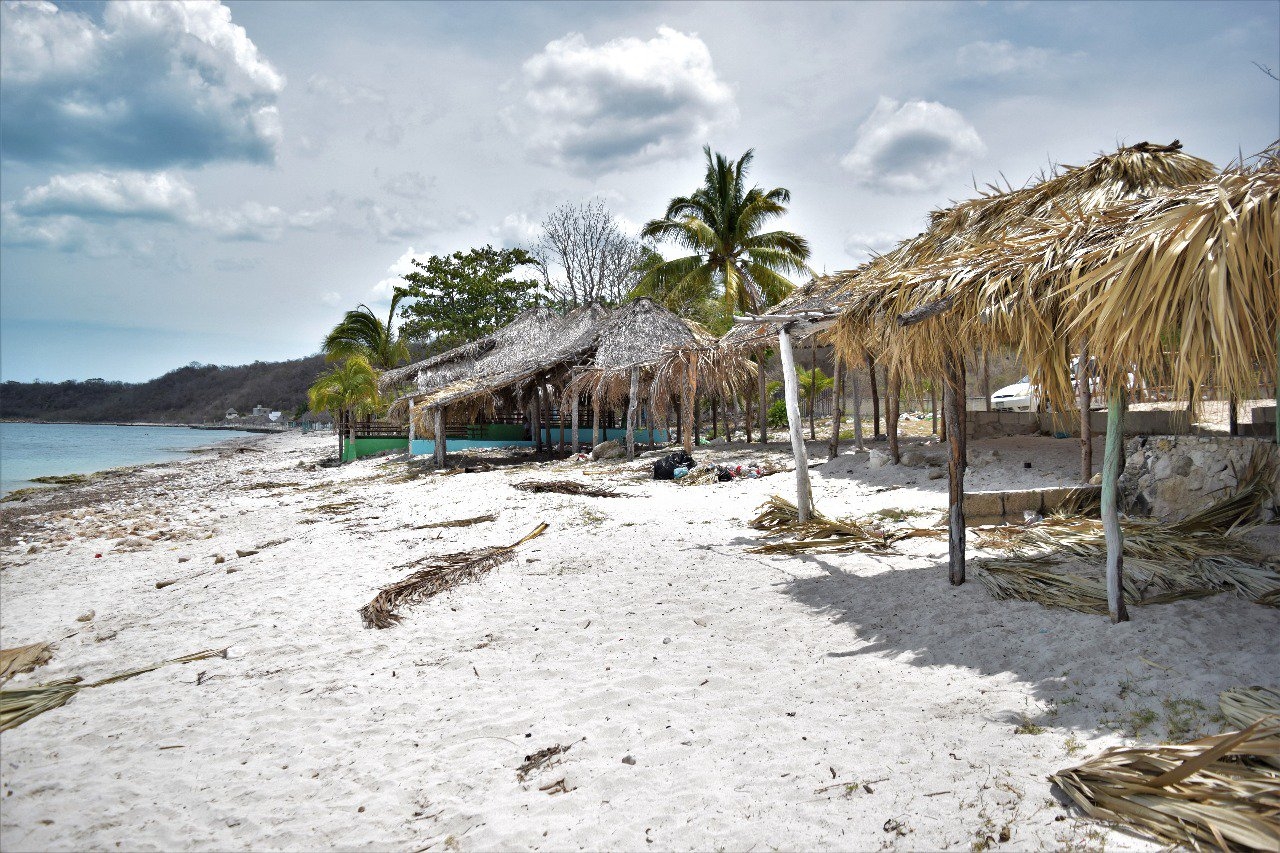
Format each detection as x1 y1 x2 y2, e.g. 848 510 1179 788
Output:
982 351 991 412
433 407 446 468
626 367 639 461
571 395 580 453
1228 395 1238 437
944 352 967 585
930 383 938 434
1102 387 1130 623
1079 344 1093 483
828 354 843 458
757 349 769 443
647 405 655 448
887 368 902 464
808 336 817 440
745 384 755 443
850 366 865 451
408 401 416 444
530 393 541 453
866 351 881 438
777 327 813 523
680 362 695 453
592 390 601 450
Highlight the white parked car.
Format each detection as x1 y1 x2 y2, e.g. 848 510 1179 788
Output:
990 375 1038 411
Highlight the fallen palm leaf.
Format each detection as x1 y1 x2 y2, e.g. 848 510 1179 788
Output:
1220 687 1280 731
359 523 549 629
1050 719 1280 851
513 480 620 497
0 642 53 684
413 514 497 530
0 648 228 732
976 559 1221 615
748 496 893 554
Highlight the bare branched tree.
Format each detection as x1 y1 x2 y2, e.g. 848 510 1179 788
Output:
535 200 651 307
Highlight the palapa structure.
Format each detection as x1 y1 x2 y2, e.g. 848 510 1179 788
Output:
387 298 754 464
843 141 1277 624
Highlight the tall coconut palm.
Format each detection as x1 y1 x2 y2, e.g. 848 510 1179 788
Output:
322 292 410 370
307 355 381 462
636 146 811 315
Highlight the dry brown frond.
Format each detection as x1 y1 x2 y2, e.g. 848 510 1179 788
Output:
748 495 893 554
358 523 549 629
0 642 53 684
512 480 621 497
413 514 497 529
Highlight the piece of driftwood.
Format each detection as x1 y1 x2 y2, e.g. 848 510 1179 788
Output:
359 524 549 629
413 514 498 530
513 480 620 498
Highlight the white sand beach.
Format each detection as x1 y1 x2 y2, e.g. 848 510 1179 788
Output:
2 431 1276 851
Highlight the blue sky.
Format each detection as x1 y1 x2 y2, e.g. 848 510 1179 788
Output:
1 0 1276 382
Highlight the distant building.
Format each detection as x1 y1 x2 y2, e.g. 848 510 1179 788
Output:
225 408 239 420
251 405 271 417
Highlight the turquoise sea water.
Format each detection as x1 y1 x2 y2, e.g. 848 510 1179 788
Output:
0 423 258 495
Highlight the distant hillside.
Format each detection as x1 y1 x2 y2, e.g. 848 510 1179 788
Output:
0 354 331 424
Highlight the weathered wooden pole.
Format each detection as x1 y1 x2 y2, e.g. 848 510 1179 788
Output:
930 383 938 434
570 394 580 453
433 406 446 468
1228 395 1238 436
1079 344 1094 483
557 385 566 454
887 368 902 464
530 392 541 454
1101 386 1130 623
408 400 416 444
828 354 844 458
982 351 991 412
850 367 865 451
943 351 967 585
757 349 769 444
808 336 817 440
591 389 601 449
647 404 655 447
626 366 640 461
744 385 755 443
866 351 881 437
777 326 813 523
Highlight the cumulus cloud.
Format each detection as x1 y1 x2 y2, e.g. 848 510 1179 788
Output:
2 170 330 248
491 212 541 249
840 97 986 193
368 246 421 302
0 0 284 168
510 26 736 174
844 230 909 264
956 40 1054 76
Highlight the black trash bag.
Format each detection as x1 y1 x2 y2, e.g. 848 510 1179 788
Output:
653 450 696 480
715 465 734 482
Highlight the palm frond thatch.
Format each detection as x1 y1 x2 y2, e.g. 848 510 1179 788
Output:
1049 720 1280 852
358 523 549 629
512 480 620 498
0 648 229 732
0 642 53 684
1220 687 1280 731
748 495 893 554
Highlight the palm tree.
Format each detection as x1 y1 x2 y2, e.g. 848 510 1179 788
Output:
635 146 811 315
322 292 410 370
796 366 833 439
307 356 381 462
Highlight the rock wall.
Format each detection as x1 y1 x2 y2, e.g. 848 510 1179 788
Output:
1119 435 1280 521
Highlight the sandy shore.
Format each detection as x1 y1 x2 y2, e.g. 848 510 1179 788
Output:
1 430 1276 851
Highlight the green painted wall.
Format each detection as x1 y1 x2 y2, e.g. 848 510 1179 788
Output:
342 436 409 462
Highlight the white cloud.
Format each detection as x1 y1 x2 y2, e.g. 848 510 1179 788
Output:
369 246 421 302
199 202 335 242
306 73 386 106
0 0 284 168
510 26 736 174
13 171 199 221
491 212 541 249
320 291 343 307
956 40 1054 76
844 230 909 263
840 97 986 193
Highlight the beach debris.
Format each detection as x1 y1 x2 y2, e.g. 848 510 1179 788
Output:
1049 719 1280 851
214 555 226 564
0 643 53 684
748 496 895 554
590 440 625 461
0 647 228 732
513 480 620 498
441 461 494 475
235 549 259 558
413 514 497 530
358 523 549 629
621 755 636 765
1219 686 1280 730
517 740 580 782
653 451 696 480
75 610 95 623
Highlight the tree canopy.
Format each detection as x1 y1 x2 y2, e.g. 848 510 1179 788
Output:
322 295 409 370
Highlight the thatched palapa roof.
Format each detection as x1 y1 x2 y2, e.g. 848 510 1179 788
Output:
719 276 845 352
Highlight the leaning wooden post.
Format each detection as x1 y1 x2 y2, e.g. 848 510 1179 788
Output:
756 349 769 444
408 400 416 444
777 326 813 523
866 351 881 437
981 352 991 412
530 393 541 454
1079 343 1094 483
1228 395 1238 437
433 406 446 468
570 394 580 453
850 367 865 451
828 354 844 458
943 351 967 585
1101 386 1130 623
680 359 695 453
887 368 902 464
626 366 640 461
591 389 601 449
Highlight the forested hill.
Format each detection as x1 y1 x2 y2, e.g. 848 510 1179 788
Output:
0 354 330 425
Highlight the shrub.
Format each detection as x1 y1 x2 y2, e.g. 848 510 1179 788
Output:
767 399 789 426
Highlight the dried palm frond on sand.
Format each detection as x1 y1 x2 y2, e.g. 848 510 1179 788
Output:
0 648 228 732
1050 719 1280 851
513 480 621 498
413 514 497 530
748 496 895 554
1220 687 1280 770
359 523 549 629
0 642 53 684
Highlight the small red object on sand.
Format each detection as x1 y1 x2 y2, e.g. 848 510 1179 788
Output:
94 553 102 558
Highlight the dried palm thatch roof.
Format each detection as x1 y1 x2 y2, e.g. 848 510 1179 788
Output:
720 276 846 351
378 334 497 393
828 141 1219 378
879 150 1277 407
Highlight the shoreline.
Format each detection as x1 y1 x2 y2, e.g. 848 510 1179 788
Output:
1 430 1275 850
1 418 290 434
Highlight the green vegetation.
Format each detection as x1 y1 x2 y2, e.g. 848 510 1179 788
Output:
322 294 409 370
307 356 382 462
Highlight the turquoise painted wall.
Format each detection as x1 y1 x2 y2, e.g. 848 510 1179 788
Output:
409 428 669 458
342 436 409 462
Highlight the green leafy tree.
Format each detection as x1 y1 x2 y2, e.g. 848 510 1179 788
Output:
397 246 542 352
797 366 833 439
322 293 410 370
635 146 811 316
307 356 381 462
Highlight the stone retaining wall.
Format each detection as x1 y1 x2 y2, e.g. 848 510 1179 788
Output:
1118 435 1280 521
964 485 1101 524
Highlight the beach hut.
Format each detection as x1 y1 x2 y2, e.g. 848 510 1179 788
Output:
826 141 1218 590
875 148 1277 621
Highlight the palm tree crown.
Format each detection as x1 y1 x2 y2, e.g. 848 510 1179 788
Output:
322 293 410 370
636 146 811 315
